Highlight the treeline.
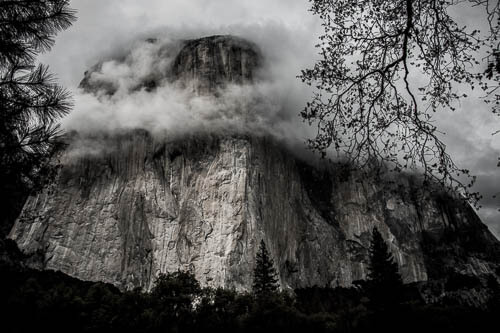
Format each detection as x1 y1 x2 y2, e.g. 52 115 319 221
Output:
1 233 499 333
1 264 498 333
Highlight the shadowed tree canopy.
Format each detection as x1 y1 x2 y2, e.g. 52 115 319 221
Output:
253 240 280 296
367 227 403 286
0 0 76 235
151 271 201 311
364 227 404 307
300 0 499 206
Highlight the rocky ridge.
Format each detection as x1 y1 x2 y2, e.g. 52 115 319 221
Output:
8 35 500 294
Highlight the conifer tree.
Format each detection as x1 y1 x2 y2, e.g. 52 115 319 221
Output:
366 227 403 306
367 228 402 285
252 240 279 296
0 0 76 235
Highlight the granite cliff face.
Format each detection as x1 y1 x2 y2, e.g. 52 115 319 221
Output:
8 35 500 292
171 35 260 95
79 35 261 96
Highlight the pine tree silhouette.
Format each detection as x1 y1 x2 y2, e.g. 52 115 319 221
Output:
252 240 279 296
0 0 76 236
366 227 403 307
368 228 402 284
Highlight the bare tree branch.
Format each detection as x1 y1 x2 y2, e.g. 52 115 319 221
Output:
300 0 497 206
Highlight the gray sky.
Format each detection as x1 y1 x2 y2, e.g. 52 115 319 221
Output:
39 0 500 239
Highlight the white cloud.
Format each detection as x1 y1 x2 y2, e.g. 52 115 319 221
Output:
37 0 500 239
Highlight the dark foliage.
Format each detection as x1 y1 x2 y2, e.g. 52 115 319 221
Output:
486 274 500 311
445 272 482 292
0 0 76 236
150 270 201 331
0 261 499 333
367 228 402 285
252 240 280 296
357 227 404 308
3 230 495 333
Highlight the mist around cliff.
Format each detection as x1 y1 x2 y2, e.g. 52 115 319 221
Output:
49 19 499 238
61 26 317 152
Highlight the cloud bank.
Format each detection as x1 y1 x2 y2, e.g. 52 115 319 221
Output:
38 0 499 238
61 24 320 151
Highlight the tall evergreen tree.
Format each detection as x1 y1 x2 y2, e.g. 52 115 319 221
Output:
367 227 402 285
252 240 279 296
366 227 403 307
0 0 76 235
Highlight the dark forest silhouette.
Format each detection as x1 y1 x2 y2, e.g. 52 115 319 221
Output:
1 234 499 333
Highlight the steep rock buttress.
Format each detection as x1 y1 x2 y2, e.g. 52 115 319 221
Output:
8 35 500 291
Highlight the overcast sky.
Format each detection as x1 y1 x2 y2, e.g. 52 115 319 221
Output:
39 0 500 239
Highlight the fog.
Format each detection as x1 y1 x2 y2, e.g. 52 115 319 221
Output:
61 32 316 147
38 0 499 238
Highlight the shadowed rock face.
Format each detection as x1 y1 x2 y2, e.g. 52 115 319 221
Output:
78 35 261 96
171 35 261 95
8 35 500 293
9 132 500 291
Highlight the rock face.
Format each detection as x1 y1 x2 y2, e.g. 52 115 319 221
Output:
171 35 261 95
9 132 500 291
8 35 500 292
79 35 261 96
